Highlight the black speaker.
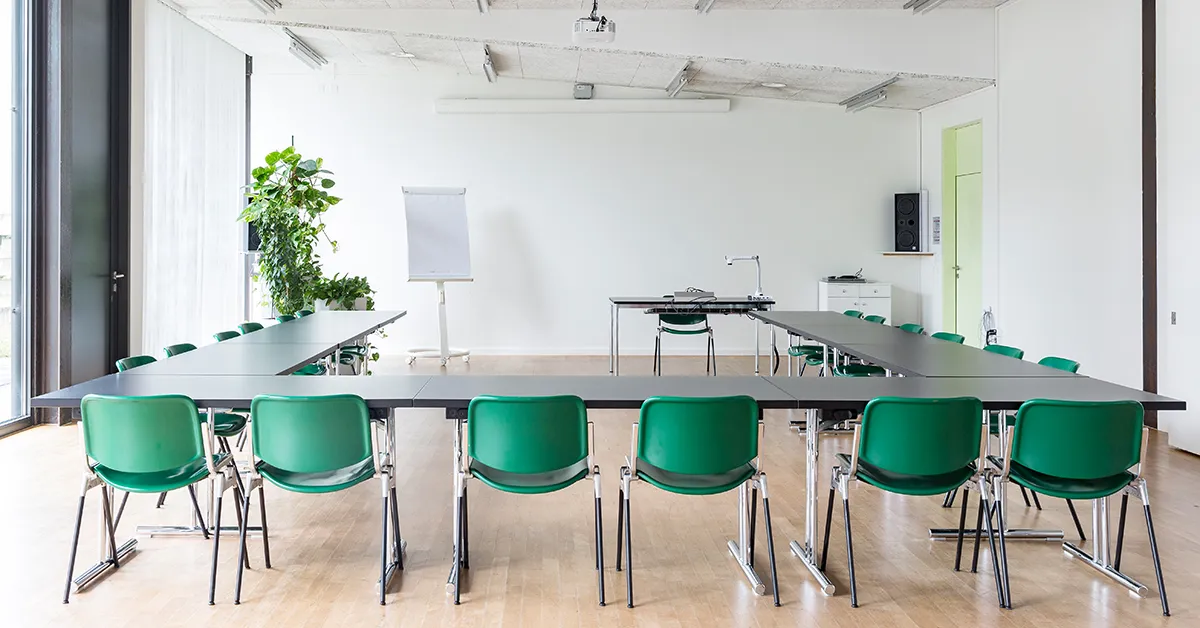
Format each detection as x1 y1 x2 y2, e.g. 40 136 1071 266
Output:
246 221 262 252
894 193 921 252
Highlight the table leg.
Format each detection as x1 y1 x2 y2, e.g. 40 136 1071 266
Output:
788 408 836 595
614 305 621 377
447 417 464 600
609 303 615 375
753 317 760 375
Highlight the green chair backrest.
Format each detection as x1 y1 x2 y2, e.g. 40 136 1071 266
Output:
659 295 706 327
859 397 983 477
163 343 197 358
984 344 1025 359
251 395 373 475
1038 356 1080 373
1011 400 1143 481
213 330 240 342
238 322 264 334
467 396 588 475
637 396 759 476
115 355 156 372
863 315 887 325
932 332 965 344
899 323 925 335
80 394 206 474
276 314 296 323
843 310 863 319
297 309 314 317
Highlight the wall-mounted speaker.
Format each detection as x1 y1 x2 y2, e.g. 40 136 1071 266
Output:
894 193 921 252
246 221 261 252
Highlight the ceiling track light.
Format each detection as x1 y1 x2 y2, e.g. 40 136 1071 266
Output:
904 0 951 14
695 0 717 15
666 62 692 98
283 28 328 70
246 0 282 14
476 0 489 14
840 76 899 113
483 46 497 83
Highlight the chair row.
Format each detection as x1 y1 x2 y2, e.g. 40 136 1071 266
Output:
62 393 1169 616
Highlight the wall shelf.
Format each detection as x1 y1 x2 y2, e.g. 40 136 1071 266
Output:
881 251 934 257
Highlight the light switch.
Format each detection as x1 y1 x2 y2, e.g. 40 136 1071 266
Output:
1171 311 1177 325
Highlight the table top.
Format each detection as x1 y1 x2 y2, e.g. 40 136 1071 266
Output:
763 376 1185 412
123 343 338 376
611 296 775 308
753 311 1080 379
225 310 405 345
413 376 797 410
32 375 434 409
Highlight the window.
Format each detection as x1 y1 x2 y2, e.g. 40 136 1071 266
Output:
1 0 29 429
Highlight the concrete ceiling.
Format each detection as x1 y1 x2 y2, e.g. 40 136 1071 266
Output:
172 0 1000 110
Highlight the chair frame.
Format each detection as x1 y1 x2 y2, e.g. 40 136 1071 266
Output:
653 317 716 376
994 422 1169 615
616 415 780 608
234 403 404 605
823 418 1008 609
64 402 241 605
448 413 605 606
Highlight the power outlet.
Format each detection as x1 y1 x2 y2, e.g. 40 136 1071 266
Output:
1171 311 1177 325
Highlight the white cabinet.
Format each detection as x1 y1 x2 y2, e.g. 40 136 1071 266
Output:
818 281 893 322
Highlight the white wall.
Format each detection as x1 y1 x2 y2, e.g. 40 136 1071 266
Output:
918 87 998 339
1158 0 1200 451
992 0 1141 387
251 70 921 356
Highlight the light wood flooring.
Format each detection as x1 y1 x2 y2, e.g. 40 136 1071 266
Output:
1 355 1196 627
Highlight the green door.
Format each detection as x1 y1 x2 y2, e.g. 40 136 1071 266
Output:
942 123 983 346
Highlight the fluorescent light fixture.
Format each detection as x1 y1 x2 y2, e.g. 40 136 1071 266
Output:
283 28 328 70
666 62 691 98
391 51 416 59
760 82 787 89
695 0 717 14
904 0 951 14
483 46 497 83
839 76 899 113
477 0 489 13
246 0 282 14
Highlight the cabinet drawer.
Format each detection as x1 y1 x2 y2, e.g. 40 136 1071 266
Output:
861 284 891 298
826 284 860 298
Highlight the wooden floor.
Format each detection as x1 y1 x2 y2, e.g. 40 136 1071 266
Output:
2 355 1195 627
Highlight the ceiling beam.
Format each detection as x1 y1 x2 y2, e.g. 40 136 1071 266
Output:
839 76 898 113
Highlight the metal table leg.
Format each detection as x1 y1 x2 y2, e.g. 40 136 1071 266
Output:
447 416 464 600
788 408 836 595
614 305 621 376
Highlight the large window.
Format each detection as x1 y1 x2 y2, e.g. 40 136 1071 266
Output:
1 0 29 430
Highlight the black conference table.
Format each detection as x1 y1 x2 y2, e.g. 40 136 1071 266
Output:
609 296 776 376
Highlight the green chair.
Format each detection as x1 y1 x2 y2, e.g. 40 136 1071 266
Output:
275 314 296 323
832 363 886 377
65 394 242 605
898 323 925 334
234 394 402 605
983 344 1024 359
213 330 240 342
863 315 886 324
450 395 604 606
1039 356 1080 373
822 396 1004 609
617 396 779 607
652 297 716 376
163 343 197 357
237 322 264 334
115 355 155 371
993 400 1168 615
932 332 966 344
296 309 314 317
843 310 863 319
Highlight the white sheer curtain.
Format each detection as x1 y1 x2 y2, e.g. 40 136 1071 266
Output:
140 2 245 353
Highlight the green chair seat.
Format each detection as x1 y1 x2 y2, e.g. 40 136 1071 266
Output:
989 456 1134 501
292 364 327 376
257 457 376 494
469 459 589 495
788 344 823 357
212 413 247 438
833 364 887 377
661 327 710 336
94 453 229 494
836 453 974 497
635 458 756 496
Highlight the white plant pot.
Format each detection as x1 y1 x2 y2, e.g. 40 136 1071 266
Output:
315 297 368 311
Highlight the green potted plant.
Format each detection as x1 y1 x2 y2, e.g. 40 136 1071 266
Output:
312 274 376 311
240 146 340 316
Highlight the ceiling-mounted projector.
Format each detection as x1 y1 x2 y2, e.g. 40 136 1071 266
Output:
573 0 616 44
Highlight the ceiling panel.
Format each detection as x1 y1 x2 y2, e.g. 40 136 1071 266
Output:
576 50 644 86
516 44 581 81
629 56 691 90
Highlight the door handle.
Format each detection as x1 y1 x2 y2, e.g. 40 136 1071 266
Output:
112 271 126 280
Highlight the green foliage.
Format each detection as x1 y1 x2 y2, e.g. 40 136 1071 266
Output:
240 146 341 315
312 274 376 311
